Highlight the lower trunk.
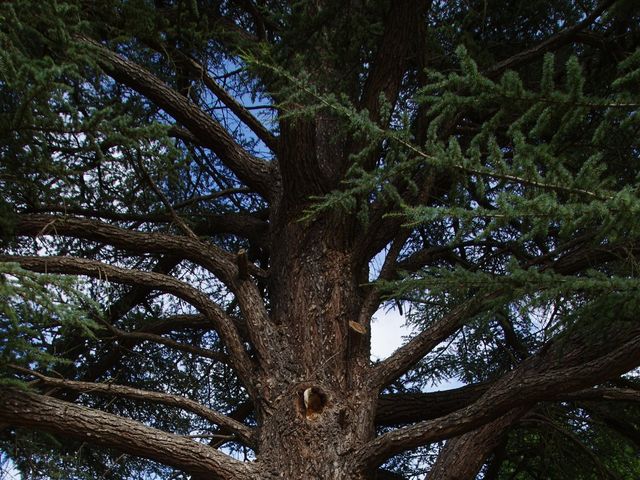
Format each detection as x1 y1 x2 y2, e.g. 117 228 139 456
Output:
255 214 376 477
256 388 377 478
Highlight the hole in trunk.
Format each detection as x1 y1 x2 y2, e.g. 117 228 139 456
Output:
297 386 327 420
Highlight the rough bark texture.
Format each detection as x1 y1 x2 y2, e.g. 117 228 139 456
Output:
2 1 640 479
427 408 529 480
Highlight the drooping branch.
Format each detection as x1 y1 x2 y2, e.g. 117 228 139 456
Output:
0 389 255 480
541 241 640 276
14 214 280 371
357 321 640 470
395 244 473 275
0 255 257 397
193 212 269 248
369 234 639 390
80 35 275 199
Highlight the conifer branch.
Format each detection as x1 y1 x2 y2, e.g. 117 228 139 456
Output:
0 255 258 398
9 366 255 447
12 214 280 380
179 53 278 152
359 321 640 468
360 0 430 123
14 214 246 283
79 35 275 199
262 63 611 202
0 389 255 480
101 323 230 364
371 293 500 389
428 407 528 480
484 0 617 77
375 384 640 427
131 154 200 241
26 206 268 243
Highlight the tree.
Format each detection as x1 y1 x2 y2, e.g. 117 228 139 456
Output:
1 0 640 478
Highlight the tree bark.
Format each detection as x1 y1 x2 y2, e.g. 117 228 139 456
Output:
427 407 528 480
0 389 253 480
2 2 638 478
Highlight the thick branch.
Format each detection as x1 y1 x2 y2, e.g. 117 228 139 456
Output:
376 384 640 427
28 205 270 247
80 36 275 199
562 387 640 403
543 242 640 276
360 0 430 123
427 407 528 480
12 368 255 447
357 321 640 469
396 244 472 275
0 389 254 480
376 382 490 427
14 214 249 283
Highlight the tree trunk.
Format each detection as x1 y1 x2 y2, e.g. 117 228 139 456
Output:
245 117 379 477
3 3 639 478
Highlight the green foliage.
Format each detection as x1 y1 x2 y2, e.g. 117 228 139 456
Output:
0 263 102 385
1 0 639 478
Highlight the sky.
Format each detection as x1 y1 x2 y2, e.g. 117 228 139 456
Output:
370 307 412 361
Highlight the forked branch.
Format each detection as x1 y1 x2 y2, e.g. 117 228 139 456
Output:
0 255 257 398
80 35 275 199
357 322 640 470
